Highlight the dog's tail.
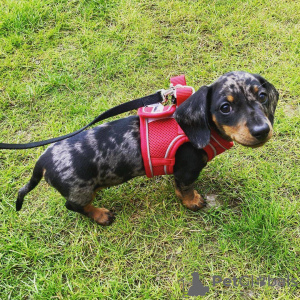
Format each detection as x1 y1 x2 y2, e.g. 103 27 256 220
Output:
16 160 44 211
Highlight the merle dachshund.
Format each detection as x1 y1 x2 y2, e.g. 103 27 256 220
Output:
16 71 279 225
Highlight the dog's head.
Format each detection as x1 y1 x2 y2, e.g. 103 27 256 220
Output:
174 71 279 149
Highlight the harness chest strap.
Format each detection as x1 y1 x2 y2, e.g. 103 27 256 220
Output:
203 129 234 161
138 75 234 178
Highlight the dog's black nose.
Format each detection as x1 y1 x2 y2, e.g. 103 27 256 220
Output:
251 124 270 141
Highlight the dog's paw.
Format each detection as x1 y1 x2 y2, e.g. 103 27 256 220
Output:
93 208 115 226
184 191 207 212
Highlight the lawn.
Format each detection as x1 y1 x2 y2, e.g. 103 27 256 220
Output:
0 0 299 299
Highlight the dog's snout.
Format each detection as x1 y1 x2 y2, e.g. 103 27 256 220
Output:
250 123 270 141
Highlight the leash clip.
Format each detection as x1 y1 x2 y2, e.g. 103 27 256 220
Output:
159 84 195 104
159 87 176 103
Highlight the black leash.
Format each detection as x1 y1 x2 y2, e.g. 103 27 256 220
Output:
0 92 163 150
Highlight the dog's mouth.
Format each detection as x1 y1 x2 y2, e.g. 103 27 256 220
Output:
239 140 268 148
220 122 273 148
233 131 273 148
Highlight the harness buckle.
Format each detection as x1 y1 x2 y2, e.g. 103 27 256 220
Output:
159 87 176 103
158 84 195 104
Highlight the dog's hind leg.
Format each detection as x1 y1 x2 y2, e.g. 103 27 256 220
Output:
65 191 115 226
16 161 44 211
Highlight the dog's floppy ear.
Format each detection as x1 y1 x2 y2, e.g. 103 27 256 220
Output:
174 86 210 149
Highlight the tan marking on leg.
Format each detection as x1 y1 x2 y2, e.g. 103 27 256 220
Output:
83 204 115 226
175 186 206 211
175 188 182 199
43 168 46 176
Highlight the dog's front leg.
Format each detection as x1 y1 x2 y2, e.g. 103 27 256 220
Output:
174 180 206 211
173 143 208 211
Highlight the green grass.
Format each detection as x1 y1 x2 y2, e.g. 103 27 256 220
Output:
0 0 299 298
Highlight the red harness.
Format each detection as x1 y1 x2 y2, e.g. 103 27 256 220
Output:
138 76 234 178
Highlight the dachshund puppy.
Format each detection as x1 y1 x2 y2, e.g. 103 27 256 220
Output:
16 71 279 225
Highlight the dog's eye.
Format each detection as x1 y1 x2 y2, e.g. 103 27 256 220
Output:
220 103 232 114
258 92 268 104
